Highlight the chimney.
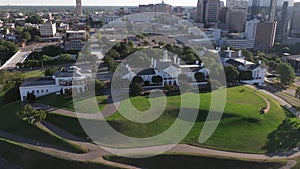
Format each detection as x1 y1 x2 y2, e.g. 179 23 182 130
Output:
258 60 262 65
195 60 199 65
154 59 157 68
177 58 180 66
238 50 242 57
151 58 154 67
201 63 204 67
174 55 177 64
229 51 232 58
227 47 230 51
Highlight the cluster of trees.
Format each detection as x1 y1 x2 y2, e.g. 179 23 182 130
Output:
0 71 24 103
103 41 136 72
276 63 295 85
17 104 46 125
17 45 75 68
164 44 200 64
25 15 44 24
18 54 74 68
0 40 19 63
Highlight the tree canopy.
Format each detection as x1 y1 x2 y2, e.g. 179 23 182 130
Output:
0 40 19 63
277 63 295 85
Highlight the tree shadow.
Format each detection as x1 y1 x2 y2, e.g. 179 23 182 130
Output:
263 118 300 155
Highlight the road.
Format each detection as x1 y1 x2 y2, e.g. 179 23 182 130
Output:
0 42 62 70
0 51 31 70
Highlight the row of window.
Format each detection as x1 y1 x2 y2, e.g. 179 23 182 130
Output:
32 89 49 94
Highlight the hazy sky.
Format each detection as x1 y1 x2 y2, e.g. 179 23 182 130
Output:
0 0 299 6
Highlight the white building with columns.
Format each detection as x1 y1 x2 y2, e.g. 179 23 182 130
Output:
19 66 92 101
122 50 209 86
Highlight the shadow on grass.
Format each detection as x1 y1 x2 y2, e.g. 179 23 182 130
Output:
263 118 300 155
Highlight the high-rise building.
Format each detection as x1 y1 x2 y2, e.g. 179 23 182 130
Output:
290 2 300 37
76 0 83 16
245 19 260 39
196 0 207 23
139 4 155 13
251 0 261 19
268 0 277 21
277 1 289 39
219 7 228 23
225 0 248 32
39 22 57 37
196 0 220 23
206 0 221 22
254 21 277 50
155 1 172 13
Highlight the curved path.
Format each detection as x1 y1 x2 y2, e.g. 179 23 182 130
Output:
14 85 300 169
0 118 299 169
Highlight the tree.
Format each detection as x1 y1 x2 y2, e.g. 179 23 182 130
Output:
95 79 106 94
4 87 20 103
26 92 36 103
194 72 205 82
25 15 44 24
224 65 239 83
42 45 62 57
22 31 31 43
131 76 143 85
0 40 18 62
242 49 254 62
17 104 46 125
152 76 163 84
0 71 24 91
238 71 253 81
44 67 58 76
130 83 143 96
277 63 295 85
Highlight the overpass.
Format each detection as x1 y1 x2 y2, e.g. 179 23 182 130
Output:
0 50 31 70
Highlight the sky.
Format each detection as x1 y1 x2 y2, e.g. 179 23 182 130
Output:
0 0 299 6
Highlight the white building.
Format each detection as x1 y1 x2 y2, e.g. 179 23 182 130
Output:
121 50 209 86
221 47 266 85
19 66 92 101
66 30 87 40
39 22 57 37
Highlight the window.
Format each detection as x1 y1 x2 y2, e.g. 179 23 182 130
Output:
41 90 44 93
36 90 39 93
46 89 48 93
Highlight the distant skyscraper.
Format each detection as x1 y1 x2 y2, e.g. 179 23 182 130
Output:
251 0 260 19
277 1 289 39
268 0 277 21
76 0 83 16
290 2 300 37
196 0 220 23
206 0 220 22
255 21 277 50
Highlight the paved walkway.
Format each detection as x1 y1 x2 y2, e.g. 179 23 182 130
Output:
1 119 299 169
246 85 300 118
9 85 300 169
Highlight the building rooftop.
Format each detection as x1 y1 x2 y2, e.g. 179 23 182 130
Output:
20 77 55 87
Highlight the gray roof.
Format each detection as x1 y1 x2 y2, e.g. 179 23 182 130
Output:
20 77 56 87
54 71 81 78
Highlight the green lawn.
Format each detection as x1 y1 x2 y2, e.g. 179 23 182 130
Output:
23 70 45 78
46 86 293 153
38 94 108 113
0 140 120 169
0 102 85 153
104 154 285 169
